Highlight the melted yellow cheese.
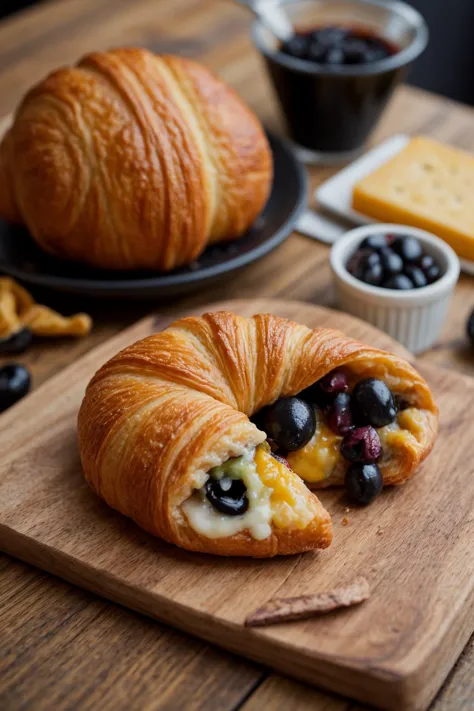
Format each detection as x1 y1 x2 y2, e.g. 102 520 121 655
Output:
286 416 342 484
254 446 315 530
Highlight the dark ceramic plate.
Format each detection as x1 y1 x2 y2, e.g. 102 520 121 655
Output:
0 132 307 299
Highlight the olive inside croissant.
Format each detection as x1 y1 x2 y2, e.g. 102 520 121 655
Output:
78 312 438 557
0 48 272 272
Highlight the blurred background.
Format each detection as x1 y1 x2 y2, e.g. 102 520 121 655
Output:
1 0 474 106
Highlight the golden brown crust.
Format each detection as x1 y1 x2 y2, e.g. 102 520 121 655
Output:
78 312 438 557
0 48 272 271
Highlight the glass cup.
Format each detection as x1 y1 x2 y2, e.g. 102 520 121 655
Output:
252 0 428 164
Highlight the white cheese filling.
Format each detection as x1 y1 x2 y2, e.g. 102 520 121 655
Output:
182 448 273 541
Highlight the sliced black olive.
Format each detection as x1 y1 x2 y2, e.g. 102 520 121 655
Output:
205 477 249 516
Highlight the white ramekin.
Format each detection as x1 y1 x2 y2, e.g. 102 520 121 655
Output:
330 224 460 354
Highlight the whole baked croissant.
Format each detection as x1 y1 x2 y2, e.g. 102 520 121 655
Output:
0 49 272 271
78 312 438 557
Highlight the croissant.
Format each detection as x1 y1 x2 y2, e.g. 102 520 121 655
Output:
0 49 272 272
78 312 438 557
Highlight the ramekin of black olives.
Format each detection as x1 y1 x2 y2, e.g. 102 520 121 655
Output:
331 224 460 354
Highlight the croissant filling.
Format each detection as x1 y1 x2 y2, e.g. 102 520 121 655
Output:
182 445 316 540
252 369 428 487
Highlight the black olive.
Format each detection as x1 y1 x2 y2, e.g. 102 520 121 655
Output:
392 236 423 263
424 263 441 284
347 248 381 281
0 364 31 413
261 397 316 452
467 308 474 348
360 262 384 286
353 378 397 428
205 477 249 516
383 274 415 290
404 264 427 288
341 426 381 463
380 247 404 277
345 463 383 505
360 234 392 251
0 328 33 355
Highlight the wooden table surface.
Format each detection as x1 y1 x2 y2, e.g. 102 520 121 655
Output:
0 1 473 710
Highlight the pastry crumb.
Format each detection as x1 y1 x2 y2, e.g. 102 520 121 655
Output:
342 516 350 526
245 577 370 627
376 527 384 536
344 507 351 513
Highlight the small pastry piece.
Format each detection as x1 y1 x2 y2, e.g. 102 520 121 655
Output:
0 49 272 271
78 312 437 556
352 136 474 261
0 277 92 344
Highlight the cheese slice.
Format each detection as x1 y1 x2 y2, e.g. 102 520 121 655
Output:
352 136 474 261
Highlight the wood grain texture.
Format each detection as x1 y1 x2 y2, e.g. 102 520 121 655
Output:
0 299 473 711
0 1 474 710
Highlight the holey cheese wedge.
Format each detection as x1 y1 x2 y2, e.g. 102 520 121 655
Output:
353 136 474 261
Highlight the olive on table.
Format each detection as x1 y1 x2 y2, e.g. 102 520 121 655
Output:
0 328 33 355
352 378 397 428
345 463 384 505
0 364 31 413
261 397 316 452
467 308 474 348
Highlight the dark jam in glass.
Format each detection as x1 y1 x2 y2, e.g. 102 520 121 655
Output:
266 25 402 155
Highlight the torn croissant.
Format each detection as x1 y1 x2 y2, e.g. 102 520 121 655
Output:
0 277 91 339
78 312 438 557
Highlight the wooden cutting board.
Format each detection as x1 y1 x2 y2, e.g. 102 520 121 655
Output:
0 298 473 711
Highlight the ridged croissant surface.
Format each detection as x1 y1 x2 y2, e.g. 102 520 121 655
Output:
0 49 272 271
78 312 438 557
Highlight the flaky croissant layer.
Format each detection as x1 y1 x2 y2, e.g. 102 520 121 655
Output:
0 49 272 271
78 312 438 557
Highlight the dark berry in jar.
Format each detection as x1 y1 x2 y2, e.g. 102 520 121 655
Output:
315 26 348 46
325 392 353 435
281 35 309 59
0 327 33 355
345 463 383 505
0 364 31 413
380 247 403 277
326 47 345 65
383 274 415 290
262 397 316 452
307 41 326 63
424 263 441 284
392 236 423 263
466 308 474 348
404 264 427 288
205 477 249 516
360 234 393 252
341 425 381 463
353 378 397 428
